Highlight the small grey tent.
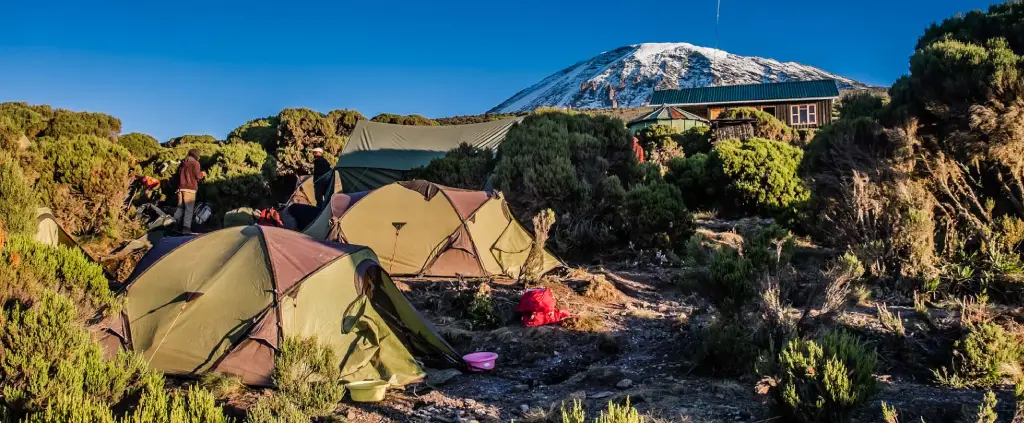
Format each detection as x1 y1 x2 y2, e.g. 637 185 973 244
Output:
333 118 521 192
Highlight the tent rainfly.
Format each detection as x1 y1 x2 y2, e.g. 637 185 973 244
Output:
303 180 561 278
333 118 521 192
97 225 461 387
34 207 77 248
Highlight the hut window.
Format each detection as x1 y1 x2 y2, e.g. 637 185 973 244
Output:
790 104 817 124
761 106 776 116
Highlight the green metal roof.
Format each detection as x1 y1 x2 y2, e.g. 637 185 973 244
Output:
628 106 708 125
650 79 840 106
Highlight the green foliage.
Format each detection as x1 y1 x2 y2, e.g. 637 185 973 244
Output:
665 153 714 211
326 109 365 135
30 134 137 245
227 116 279 148
43 109 121 140
117 132 162 161
773 330 878 423
678 125 712 155
635 124 684 166
916 1 1024 54
409 143 495 189
0 151 36 235
370 113 438 126
936 322 1024 388
493 111 642 255
435 113 522 125
0 102 54 141
693 320 759 376
128 385 232 423
593 397 644 423
260 336 346 420
711 138 809 217
1 234 117 313
198 372 243 400
973 391 998 423
717 107 797 143
703 247 755 315
149 142 275 217
838 92 887 120
166 134 217 146
275 108 345 177
623 181 694 249
560 399 586 423
245 394 308 423
460 284 501 330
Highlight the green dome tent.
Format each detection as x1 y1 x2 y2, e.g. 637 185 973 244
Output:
303 181 562 278
97 225 461 387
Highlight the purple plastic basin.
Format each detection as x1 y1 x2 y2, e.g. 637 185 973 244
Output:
463 352 498 372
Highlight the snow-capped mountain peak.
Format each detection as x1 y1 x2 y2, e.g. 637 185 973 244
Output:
489 42 866 113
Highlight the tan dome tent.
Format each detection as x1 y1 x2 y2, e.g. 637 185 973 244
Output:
286 172 343 208
34 207 76 248
333 118 521 193
97 225 461 387
304 181 562 278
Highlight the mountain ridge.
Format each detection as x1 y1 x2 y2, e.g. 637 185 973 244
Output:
489 42 869 113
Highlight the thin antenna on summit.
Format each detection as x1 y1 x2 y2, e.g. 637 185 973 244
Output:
712 0 723 86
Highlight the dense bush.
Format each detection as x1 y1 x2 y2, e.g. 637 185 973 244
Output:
678 125 712 155
166 134 217 146
936 322 1024 388
0 151 36 235
43 109 121 140
274 108 345 177
772 330 878 423
228 116 280 148
247 336 346 422
117 132 162 161
0 102 53 141
326 109 365 135
29 135 138 247
838 92 887 120
665 153 715 211
408 143 494 189
435 113 522 125
711 138 809 218
1 234 117 313
717 107 797 144
493 111 650 254
623 181 693 249
149 142 275 217
370 113 438 126
635 124 684 167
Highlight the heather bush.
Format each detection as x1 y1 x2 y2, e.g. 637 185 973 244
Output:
435 113 522 125
0 151 36 236
494 111 642 255
274 108 345 178
117 132 162 161
326 108 366 135
717 107 797 144
772 330 878 423
1 234 117 313
692 320 759 376
166 134 217 146
228 116 280 148
935 322 1024 388
665 153 715 211
43 109 121 140
623 181 693 249
678 125 712 155
247 336 346 422
711 138 809 218
838 91 887 120
29 134 137 246
370 113 438 126
409 143 495 189
635 124 684 167
0 102 53 140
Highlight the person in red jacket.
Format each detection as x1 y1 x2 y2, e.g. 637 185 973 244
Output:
173 149 206 234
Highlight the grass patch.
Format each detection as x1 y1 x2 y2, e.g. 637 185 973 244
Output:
561 313 606 332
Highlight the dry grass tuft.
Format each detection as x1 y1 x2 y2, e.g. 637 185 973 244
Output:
876 303 906 337
199 372 245 400
582 275 620 302
561 313 606 332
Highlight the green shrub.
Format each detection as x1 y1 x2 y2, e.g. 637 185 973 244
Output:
0 102 54 140
370 113 438 126
702 247 755 316
665 153 715 211
326 109 366 135
460 284 501 330
228 116 280 148
246 394 308 423
692 320 759 376
773 330 878 423
0 151 36 235
623 181 694 249
594 397 645 423
494 111 641 255
435 113 522 126
1 234 117 313
166 134 217 146
677 125 712 155
409 143 495 189
711 138 809 217
275 108 345 177
30 134 137 244
635 124 684 166
838 92 887 120
560 399 586 423
935 322 1024 388
717 107 797 143
272 336 346 418
43 109 121 140
117 132 162 161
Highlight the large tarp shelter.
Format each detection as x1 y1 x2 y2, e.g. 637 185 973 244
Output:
98 226 461 387
304 181 562 278
333 118 522 192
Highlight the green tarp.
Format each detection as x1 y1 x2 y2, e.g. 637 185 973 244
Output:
334 118 521 192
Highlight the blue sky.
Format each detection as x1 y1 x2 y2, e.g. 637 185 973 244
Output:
0 0 997 141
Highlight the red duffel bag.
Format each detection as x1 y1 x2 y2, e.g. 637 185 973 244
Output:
517 288 572 327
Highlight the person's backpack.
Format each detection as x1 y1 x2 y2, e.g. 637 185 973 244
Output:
257 208 283 227
516 288 571 327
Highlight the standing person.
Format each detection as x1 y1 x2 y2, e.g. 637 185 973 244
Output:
173 149 205 234
311 147 331 207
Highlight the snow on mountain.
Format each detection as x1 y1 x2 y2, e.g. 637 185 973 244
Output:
489 42 868 113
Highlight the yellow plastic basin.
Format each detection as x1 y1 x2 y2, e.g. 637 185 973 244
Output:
347 380 388 402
